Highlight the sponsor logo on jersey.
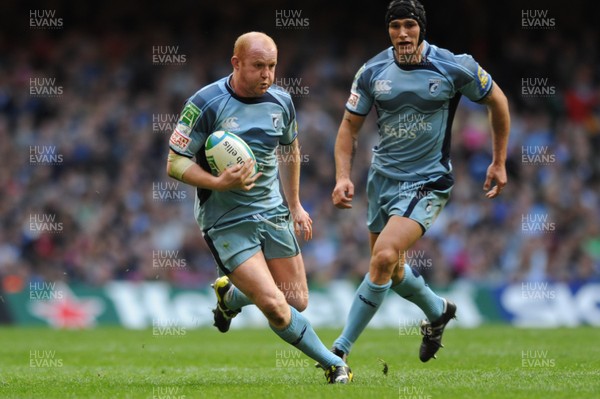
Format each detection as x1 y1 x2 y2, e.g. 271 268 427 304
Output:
348 91 360 108
477 66 489 90
374 80 392 95
169 129 191 152
179 102 202 128
221 117 240 131
428 79 441 96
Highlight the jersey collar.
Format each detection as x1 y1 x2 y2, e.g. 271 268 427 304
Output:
225 74 276 105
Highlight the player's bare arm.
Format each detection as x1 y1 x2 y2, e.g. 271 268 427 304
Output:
278 139 312 240
332 111 366 209
167 149 260 192
480 83 511 199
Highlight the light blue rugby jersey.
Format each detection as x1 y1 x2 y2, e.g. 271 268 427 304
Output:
346 41 493 182
169 74 298 231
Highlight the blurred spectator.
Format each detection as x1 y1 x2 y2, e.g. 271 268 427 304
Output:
0 0 598 290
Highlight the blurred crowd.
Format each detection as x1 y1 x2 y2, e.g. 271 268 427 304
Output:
0 0 599 291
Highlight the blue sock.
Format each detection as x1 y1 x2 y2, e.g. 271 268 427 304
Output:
391 264 444 321
271 306 345 368
224 286 253 310
333 273 391 355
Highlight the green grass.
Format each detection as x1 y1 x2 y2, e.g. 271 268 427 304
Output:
1 326 598 399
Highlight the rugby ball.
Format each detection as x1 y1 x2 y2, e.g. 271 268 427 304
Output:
205 131 257 175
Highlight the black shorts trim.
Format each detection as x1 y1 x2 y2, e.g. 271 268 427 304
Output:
203 232 231 275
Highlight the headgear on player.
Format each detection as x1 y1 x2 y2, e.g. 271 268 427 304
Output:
385 0 427 45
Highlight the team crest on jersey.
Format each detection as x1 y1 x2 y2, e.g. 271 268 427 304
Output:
271 113 283 130
428 79 442 96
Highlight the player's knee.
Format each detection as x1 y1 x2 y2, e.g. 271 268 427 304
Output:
257 292 288 326
371 247 399 271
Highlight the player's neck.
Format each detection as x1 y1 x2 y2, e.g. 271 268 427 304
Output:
229 74 250 98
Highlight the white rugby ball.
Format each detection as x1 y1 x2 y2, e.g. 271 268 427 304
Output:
205 131 257 175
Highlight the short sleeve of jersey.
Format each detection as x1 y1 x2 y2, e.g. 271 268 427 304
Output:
280 99 298 145
453 54 493 102
345 64 373 115
169 99 209 158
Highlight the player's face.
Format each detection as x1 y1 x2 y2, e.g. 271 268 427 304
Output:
235 46 277 97
388 18 421 62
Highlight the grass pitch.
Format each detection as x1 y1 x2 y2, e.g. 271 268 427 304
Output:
1 326 598 399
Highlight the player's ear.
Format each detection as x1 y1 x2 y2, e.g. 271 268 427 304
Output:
231 56 240 70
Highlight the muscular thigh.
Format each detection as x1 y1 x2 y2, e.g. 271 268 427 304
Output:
267 255 308 310
229 250 291 328
228 251 283 306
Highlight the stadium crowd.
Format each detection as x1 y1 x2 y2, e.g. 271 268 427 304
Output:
0 1 598 291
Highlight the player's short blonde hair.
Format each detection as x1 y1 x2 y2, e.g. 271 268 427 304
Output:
233 32 277 58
